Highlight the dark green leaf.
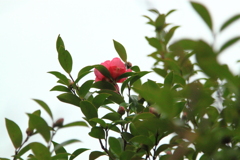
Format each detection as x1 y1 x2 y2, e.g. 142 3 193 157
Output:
48 71 69 85
155 144 170 155
51 153 70 160
90 118 106 128
93 65 112 80
70 148 89 160
165 26 179 44
113 39 127 62
77 66 94 77
52 141 67 158
92 93 111 108
5 118 22 149
102 112 121 121
62 121 88 128
219 36 240 53
58 49 73 74
0 158 10 160
89 151 106 160
30 142 51 160
32 99 53 120
190 2 213 31
53 139 80 152
220 14 240 32
98 89 124 104
18 143 31 156
120 151 135 160
50 85 71 93
27 114 50 142
109 137 123 157
57 93 80 107
75 71 92 84
79 101 98 121
89 127 105 139
78 80 94 98
116 72 134 81
129 135 154 147
92 81 116 91
56 35 65 52
143 15 155 26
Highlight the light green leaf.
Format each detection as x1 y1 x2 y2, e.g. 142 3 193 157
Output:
62 121 88 128
53 139 81 153
190 2 213 31
109 137 123 157
219 36 240 53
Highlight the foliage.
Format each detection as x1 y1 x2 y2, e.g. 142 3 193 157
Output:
2 1 240 160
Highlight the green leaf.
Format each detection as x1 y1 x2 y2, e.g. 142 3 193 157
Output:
5 118 22 149
116 72 135 81
57 93 80 107
48 71 69 85
30 142 51 160
56 35 65 53
70 148 89 160
52 141 67 159
78 66 94 77
93 65 112 80
220 14 240 32
98 89 124 104
18 143 31 156
51 153 70 160
155 144 170 155
79 101 98 121
75 71 92 84
120 151 135 160
78 80 94 98
90 118 106 128
153 68 167 77
102 112 121 121
169 39 196 52
89 127 105 139
27 114 50 142
92 81 116 91
164 71 174 88
32 99 53 120
145 37 162 50
155 14 165 30
113 39 127 62
166 9 176 17
0 158 10 160
129 135 154 147
50 85 71 93
89 151 106 160
53 139 80 153
190 2 213 31
58 49 73 74
62 121 88 128
165 26 179 44
109 137 123 157
219 36 240 53
92 93 111 108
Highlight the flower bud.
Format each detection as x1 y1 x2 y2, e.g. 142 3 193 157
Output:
149 107 159 116
118 106 125 116
125 61 132 69
26 128 34 136
53 118 64 128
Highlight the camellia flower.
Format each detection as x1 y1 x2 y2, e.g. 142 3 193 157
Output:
94 57 132 83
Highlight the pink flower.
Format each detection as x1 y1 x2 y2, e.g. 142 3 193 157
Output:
94 57 132 83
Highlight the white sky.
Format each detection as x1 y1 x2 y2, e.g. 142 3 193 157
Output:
1 0 240 159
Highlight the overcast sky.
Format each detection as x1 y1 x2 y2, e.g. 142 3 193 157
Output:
1 0 240 159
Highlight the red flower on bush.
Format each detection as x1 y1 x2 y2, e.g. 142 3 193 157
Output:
94 57 132 83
